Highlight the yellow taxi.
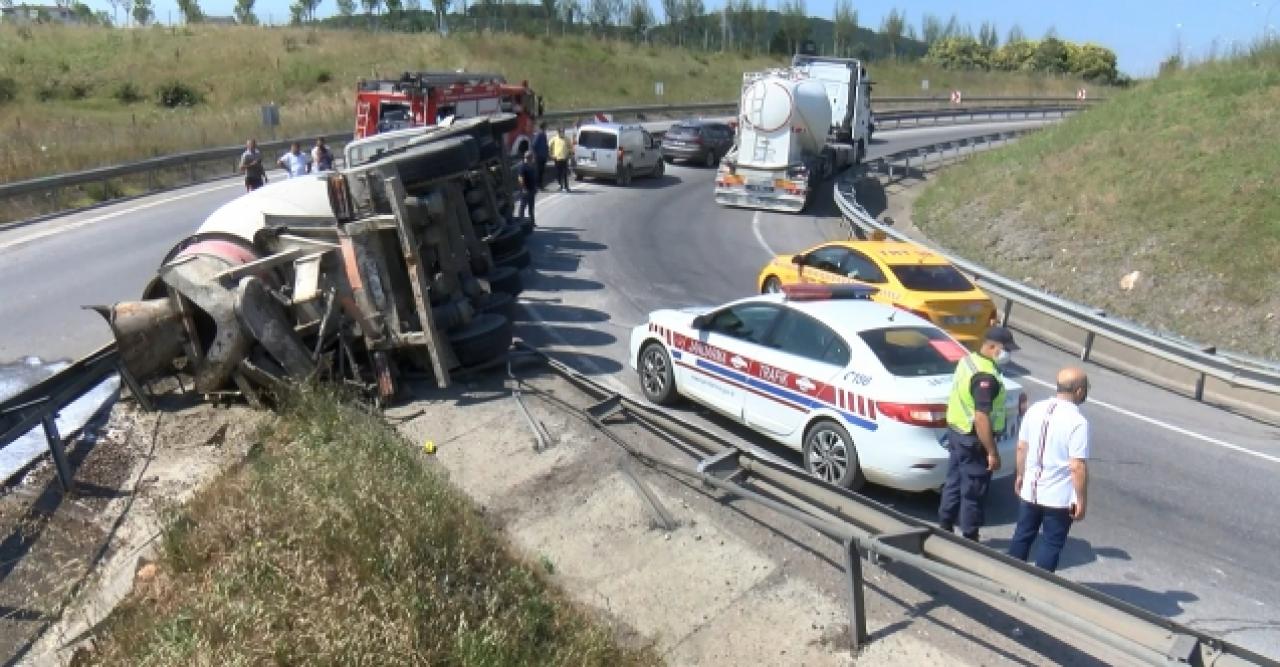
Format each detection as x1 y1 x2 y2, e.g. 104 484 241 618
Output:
756 238 996 349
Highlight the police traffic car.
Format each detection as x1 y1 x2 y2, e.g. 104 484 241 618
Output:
628 284 1023 492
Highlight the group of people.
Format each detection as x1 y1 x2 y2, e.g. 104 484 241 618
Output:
939 326 1091 573
238 137 335 192
515 123 574 227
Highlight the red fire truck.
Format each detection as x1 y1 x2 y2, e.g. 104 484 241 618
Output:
354 71 542 158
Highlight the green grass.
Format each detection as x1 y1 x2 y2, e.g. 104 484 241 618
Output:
0 24 1099 185
914 44 1280 358
87 388 656 666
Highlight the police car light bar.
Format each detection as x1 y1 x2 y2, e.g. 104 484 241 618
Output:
780 283 879 301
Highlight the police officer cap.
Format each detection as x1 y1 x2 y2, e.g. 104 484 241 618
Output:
983 325 1020 350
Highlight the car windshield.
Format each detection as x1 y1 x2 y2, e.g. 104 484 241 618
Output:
889 264 974 292
858 326 968 377
577 130 617 149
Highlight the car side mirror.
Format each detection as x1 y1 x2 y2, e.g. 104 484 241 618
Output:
691 314 710 329
791 254 806 266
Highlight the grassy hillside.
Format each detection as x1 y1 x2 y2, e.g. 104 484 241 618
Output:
915 46 1280 358
0 24 1095 184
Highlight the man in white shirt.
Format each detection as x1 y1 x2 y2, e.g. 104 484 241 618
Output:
277 142 312 178
1008 366 1091 572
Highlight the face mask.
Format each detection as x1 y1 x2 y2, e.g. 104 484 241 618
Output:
994 348 1012 367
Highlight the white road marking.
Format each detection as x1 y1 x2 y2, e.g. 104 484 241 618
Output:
0 180 243 252
751 211 776 256
1020 375 1280 465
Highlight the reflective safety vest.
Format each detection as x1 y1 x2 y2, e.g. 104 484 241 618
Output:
946 352 1007 434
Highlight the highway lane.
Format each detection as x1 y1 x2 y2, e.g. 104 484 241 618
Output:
516 121 1280 657
2 120 1277 656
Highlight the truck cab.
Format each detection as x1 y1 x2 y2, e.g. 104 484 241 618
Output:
790 55 873 161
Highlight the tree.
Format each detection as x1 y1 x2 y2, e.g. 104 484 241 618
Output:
681 0 704 47
234 0 258 24
176 0 203 22
304 0 321 20
336 0 355 15
289 0 304 24
431 0 449 30
627 0 651 39
749 0 767 53
879 8 905 58
924 36 992 70
607 0 624 26
587 0 610 30
1006 23 1025 44
777 0 807 55
920 13 942 45
361 0 379 16
540 0 555 33
384 0 402 14
993 38 1036 70
978 20 998 49
1033 36 1070 73
665 0 686 42
131 0 153 25
557 0 580 27
1069 42 1118 83
832 0 856 56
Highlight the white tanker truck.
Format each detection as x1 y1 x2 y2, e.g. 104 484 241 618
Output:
713 68 859 213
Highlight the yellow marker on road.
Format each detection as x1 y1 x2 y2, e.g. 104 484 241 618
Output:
423 440 436 455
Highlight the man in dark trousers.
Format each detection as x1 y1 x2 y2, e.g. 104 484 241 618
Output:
532 123 550 190
938 326 1018 541
516 151 538 227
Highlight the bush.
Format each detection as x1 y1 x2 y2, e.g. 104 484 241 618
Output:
35 82 60 102
84 179 126 202
114 81 145 104
67 82 92 100
0 77 16 105
155 81 203 108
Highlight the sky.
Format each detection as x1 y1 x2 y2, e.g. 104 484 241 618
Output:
82 0 1279 76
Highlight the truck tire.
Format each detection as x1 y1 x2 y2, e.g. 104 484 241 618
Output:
704 151 717 168
470 205 493 224
487 222 524 256
474 290 515 319
653 159 665 177
489 113 519 136
495 247 532 271
448 313 513 368
465 187 488 206
481 266 524 297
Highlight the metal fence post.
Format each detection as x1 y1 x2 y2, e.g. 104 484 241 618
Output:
1081 332 1096 362
844 537 868 652
41 414 76 493
188 157 197 183
1001 299 1014 326
146 168 156 192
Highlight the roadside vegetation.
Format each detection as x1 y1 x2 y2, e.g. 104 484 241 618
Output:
914 42 1280 359
0 23 1100 185
86 388 655 665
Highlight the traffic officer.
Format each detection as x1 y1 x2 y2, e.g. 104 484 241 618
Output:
938 325 1019 541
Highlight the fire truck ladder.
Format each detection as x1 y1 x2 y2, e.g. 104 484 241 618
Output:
355 100 372 136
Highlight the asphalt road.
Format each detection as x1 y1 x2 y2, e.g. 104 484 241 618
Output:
2 120 1277 657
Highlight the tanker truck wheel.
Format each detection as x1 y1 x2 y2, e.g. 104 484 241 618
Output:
481 266 524 297
448 313 513 368
474 290 516 320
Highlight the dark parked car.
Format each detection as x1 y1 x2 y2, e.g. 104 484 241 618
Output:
661 120 735 167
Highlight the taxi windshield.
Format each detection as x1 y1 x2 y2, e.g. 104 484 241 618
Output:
858 326 966 377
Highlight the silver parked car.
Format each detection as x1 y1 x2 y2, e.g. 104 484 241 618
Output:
572 123 665 185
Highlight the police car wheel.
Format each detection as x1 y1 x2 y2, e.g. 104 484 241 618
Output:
761 276 783 294
803 420 865 491
638 343 678 405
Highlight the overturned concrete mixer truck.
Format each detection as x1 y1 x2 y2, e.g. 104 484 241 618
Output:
92 114 528 405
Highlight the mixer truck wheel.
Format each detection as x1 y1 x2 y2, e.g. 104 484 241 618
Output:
495 247 532 271
481 266 524 297
448 313 513 368
387 136 480 185
474 290 516 320
487 222 525 256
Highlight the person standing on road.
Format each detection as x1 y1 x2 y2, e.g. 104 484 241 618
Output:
549 127 571 192
1008 367 1091 572
239 139 267 191
312 137 334 172
938 326 1019 541
277 142 311 178
532 123 550 190
516 151 538 227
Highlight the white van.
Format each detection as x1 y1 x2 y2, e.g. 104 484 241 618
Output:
572 123 665 185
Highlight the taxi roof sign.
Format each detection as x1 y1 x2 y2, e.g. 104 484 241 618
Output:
781 283 878 301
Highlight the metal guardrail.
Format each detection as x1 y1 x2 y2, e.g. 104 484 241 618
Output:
0 97 1095 225
0 343 124 493
834 133 1280 422
534 348 1276 667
